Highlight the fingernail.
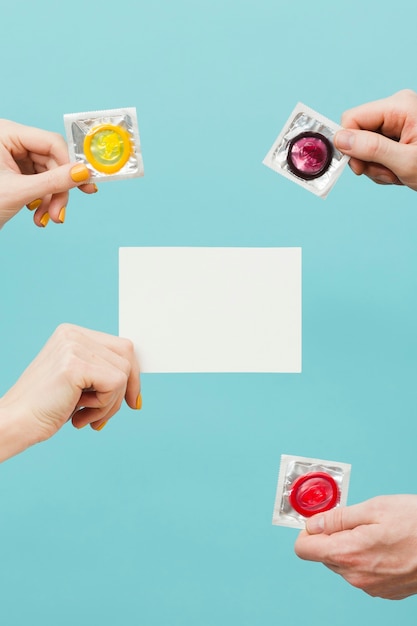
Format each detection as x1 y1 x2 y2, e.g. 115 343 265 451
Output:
70 163 90 183
92 183 98 193
306 515 324 534
27 199 42 211
58 207 66 223
94 421 108 431
40 213 50 228
136 393 143 410
335 130 354 151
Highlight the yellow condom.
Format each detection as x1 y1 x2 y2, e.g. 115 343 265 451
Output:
83 123 132 174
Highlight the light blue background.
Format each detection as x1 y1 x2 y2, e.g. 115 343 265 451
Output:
1 0 417 623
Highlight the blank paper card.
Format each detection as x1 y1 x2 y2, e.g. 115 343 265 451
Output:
119 247 301 373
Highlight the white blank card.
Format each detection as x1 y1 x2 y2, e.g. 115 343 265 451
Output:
119 247 301 373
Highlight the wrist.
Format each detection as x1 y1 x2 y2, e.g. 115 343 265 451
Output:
0 396 41 463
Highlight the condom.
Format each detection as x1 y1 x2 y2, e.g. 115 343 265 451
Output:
84 123 132 174
272 454 351 529
289 471 338 516
64 107 144 182
287 132 333 180
263 103 350 198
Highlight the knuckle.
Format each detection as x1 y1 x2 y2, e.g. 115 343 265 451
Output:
395 88 416 101
44 130 67 155
340 110 353 127
55 322 75 335
51 131 64 144
120 356 131 376
344 572 369 591
325 535 361 569
330 549 357 569
114 368 129 389
364 133 384 160
365 496 385 519
119 337 135 356
104 396 124 417
52 324 84 372
321 506 345 534
344 573 387 599
42 167 61 195
324 508 341 533
114 396 124 413
54 323 79 344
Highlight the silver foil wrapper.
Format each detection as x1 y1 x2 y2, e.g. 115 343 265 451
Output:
64 107 144 182
272 454 351 529
263 103 350 198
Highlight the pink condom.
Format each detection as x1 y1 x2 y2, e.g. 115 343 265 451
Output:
287 132 333 180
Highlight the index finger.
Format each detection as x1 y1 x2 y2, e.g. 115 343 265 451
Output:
294 529 343 563
341 98 389 131
341 92 409 138
8 121 69 166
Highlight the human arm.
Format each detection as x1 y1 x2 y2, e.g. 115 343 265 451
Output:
334 89 417 190
0 324 142 463
0 119 96 229
294 495 417 600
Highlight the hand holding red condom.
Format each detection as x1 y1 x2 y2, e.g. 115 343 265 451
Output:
334 89 417 190
295 495 417 600
0 119 97 229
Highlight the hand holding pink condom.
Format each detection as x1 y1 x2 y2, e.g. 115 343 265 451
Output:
263 103 350 198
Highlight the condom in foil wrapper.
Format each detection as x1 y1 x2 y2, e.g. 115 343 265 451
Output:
263 103 350 198
64 107 144 182
272 454 351 529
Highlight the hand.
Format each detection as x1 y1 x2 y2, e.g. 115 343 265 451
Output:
334 89 417 191
0 324 142 462
294 495 417 600
0 119 97 229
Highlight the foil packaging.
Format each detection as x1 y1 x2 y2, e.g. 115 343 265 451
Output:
64 107 144 182
272 454 351 529
263 103 350 198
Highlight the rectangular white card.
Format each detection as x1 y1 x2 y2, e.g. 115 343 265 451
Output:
119 247 301 373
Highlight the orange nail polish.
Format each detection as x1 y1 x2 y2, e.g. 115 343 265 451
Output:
70 163 90 183
40 213 50 227
92 183 98 193
136 393 142 410
94 421 107 431
58 207 66 223
27 199 42 211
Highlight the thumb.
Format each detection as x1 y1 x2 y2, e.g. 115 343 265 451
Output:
15 163 91 206
334 129 416 179
305 502 373 535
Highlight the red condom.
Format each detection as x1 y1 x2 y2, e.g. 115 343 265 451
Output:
289 471 339 517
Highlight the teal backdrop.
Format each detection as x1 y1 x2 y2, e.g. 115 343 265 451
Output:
1 0 417 624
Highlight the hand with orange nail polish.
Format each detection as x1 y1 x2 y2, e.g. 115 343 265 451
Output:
0 119 97 229
0 324 141 462
335 89 417 191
